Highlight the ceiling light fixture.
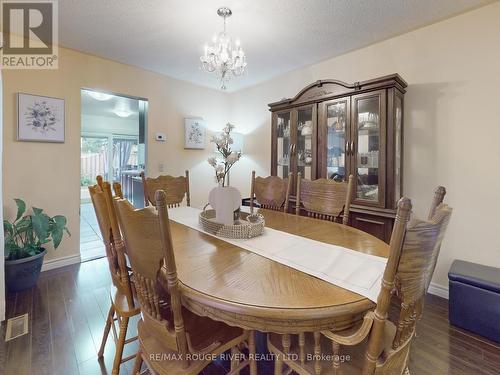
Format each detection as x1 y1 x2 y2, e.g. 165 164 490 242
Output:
113 108 133 118
86 90 113 101
200 7 247 90
113 98 134 118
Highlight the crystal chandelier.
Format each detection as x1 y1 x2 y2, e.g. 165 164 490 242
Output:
200 7 247 90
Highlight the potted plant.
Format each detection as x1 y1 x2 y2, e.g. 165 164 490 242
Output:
207 123 243 225
3 199 70 292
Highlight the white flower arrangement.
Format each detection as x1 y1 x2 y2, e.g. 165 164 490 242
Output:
208 123 242 187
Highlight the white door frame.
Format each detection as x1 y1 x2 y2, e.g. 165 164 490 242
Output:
0 69 5 321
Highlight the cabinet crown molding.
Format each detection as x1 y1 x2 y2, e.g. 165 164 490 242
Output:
268 73 407 111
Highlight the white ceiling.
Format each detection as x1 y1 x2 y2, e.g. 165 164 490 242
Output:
81 90 139 120
60 0 495 92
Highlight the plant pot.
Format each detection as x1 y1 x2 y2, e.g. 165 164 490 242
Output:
5 249 47 292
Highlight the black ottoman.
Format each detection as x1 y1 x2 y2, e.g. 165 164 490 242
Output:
448 260 500 343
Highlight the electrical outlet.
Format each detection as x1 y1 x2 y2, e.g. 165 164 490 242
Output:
159 163 164 172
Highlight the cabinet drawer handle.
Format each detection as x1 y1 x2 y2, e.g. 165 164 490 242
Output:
350 141 355 155
345 141 350 155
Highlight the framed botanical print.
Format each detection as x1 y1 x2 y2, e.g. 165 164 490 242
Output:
17 93 65 142
184 117 205 149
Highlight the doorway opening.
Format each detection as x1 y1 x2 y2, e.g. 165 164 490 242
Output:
80 89 147 262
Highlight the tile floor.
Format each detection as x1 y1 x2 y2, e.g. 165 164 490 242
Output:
80 202 105 261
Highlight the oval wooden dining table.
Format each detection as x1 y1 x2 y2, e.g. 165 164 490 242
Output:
170 208 389 335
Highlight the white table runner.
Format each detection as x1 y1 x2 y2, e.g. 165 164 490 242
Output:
168 206 387 302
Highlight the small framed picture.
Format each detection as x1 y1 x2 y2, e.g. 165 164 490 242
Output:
184 118 205 149
17 93 65 143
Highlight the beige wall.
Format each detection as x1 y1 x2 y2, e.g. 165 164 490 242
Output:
230 2 500 289
3 2 500 289
3 48 229 264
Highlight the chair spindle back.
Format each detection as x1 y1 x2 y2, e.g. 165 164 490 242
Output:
141 171 191 208
88 179 133 306
363 198 453 374
425 185 446 291
114 192 189 367
296 173 354 224
250 170 291 212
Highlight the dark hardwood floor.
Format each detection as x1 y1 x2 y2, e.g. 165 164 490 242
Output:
1 257 499 374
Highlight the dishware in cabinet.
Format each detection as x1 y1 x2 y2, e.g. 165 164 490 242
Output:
351 90 386 208
318 98 351 182
271 105 317 195
272 110 292 180
293 105 317 184
269 75 407 242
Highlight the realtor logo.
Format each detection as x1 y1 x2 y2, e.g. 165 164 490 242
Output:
1 0 58 69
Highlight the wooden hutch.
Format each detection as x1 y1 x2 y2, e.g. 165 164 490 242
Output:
269 74 407 243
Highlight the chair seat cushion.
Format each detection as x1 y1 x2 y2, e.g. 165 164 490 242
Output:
448 260 500 294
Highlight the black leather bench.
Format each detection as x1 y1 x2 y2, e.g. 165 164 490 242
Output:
448 260 500 343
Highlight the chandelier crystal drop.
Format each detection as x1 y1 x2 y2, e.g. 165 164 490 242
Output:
200 7 247 90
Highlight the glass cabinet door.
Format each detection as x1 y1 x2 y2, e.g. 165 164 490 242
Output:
324 100 349 181
352 91 386 206
275 111 291 179
294 106 316 181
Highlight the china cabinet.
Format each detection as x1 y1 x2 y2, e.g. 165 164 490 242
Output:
269 74 407 242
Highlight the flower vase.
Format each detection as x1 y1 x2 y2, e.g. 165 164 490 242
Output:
209 185 241 225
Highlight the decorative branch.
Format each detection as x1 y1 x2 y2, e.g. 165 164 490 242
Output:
207 123 242 187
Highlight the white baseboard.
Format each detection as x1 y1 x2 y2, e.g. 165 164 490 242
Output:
41 254 82 272
428 282 449 299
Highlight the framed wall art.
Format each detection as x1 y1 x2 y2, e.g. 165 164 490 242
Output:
17 93 65 142
184 117 205 149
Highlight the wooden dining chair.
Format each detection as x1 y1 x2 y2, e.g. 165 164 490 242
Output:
88 179 140 375
114 190 256 375
268 192 453 375
250 170 292 212
140 170 191 207
96 174 104 189
296 173 354 225
113 181 124 199
425 185 446 292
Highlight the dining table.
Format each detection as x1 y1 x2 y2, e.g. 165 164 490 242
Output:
168 207 390 335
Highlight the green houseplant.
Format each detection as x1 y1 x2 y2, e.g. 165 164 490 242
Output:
4 198 70 291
